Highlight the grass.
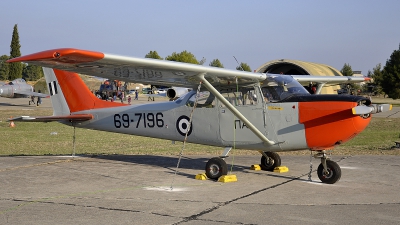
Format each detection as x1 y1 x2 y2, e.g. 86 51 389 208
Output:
370 96 400 106
1 108 400 156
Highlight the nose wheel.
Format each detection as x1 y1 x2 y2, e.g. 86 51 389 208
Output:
313 151 342 184
317 160 341 184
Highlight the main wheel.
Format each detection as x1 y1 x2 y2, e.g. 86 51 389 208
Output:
205 157 228 180
317 160 341 184
260 152 281 171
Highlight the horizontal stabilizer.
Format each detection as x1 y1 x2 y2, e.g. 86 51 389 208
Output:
352 104 392 115
8 114 93 122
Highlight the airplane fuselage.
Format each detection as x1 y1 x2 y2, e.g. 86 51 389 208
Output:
6 48 388 184
72 90 370 152
0 79 33 98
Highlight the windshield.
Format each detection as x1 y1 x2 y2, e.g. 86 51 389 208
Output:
262 75 309 102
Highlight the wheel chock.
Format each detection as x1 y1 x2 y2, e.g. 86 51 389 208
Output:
218 174 237 183
273 166 289 173
250 164 261 170
195 173 208 180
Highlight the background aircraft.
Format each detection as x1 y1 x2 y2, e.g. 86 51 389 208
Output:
7 48 391 184
0 78 49 100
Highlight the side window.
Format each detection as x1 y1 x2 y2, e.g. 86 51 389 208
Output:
262 87 281 102
186 91 216 108
220 88 257 107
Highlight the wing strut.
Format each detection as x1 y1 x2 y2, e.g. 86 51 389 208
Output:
315 82 326 94
198 74 276 146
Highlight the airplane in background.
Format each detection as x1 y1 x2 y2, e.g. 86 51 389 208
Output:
7 48 391 184
0 78 49 103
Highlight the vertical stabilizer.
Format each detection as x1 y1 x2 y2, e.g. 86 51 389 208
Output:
42 68 125 115
43 68 70 116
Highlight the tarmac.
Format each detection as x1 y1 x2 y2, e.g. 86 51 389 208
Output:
0 97 400 224
1 155 400 225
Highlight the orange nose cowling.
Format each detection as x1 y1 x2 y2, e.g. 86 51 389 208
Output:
299 102 371 150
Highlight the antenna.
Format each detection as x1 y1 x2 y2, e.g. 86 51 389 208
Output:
233 56 244 71
199 57 206 65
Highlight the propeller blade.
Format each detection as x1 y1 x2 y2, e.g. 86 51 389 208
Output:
352 106 373 115
369 104 392 114
352 104 392 115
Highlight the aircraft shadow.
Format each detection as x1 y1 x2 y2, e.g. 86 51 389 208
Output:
81 154 299 181
88 154 208 170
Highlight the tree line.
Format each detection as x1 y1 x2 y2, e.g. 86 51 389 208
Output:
1 24 399 99
0 25 44 81
144 50 251 71
339 44 400 99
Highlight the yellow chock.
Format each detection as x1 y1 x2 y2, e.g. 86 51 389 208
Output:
195 173 208 180
218 174 237 183
250 164 261 170
273 166 289 173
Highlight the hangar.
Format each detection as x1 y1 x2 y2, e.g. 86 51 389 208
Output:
256 59 342 94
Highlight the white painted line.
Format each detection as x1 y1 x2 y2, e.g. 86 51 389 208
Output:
143 186 187 192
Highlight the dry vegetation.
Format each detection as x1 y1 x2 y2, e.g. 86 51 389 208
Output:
2 77 400 156
1 107 399 156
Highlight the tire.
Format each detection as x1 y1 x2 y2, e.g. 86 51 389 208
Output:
205 157 228 180
317 160 341 184
260 152 281 171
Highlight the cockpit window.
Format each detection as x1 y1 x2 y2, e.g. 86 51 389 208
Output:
262 75 309 102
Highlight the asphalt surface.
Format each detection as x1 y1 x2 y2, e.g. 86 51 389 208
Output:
1 155 400 225
0 97 399 224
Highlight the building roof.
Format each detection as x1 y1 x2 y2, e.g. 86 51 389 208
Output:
256 59 343 94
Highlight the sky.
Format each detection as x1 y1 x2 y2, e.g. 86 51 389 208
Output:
1 0 399 76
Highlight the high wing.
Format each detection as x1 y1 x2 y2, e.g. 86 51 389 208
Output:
7 48 266 89
292 75 370 84
291 75 370 94
13 90 49 98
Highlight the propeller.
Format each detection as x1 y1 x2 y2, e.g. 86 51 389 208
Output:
352 104 392 115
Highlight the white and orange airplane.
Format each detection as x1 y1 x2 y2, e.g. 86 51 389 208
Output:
7 48 389 184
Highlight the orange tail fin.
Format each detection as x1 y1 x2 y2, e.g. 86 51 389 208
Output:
44 68 125 115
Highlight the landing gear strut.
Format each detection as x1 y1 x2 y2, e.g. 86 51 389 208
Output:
314 151 341 184
259 151 281 171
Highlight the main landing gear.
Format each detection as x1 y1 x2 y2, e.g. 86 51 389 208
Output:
205 157 228 180
204 150 341 184
259 151 281 171
205 147 231 180
204 150 282 180
313 151 341 184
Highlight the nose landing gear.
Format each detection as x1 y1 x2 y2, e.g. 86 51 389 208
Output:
314 151 341 184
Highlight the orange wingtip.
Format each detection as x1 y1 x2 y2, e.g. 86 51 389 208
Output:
6 48 104 64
